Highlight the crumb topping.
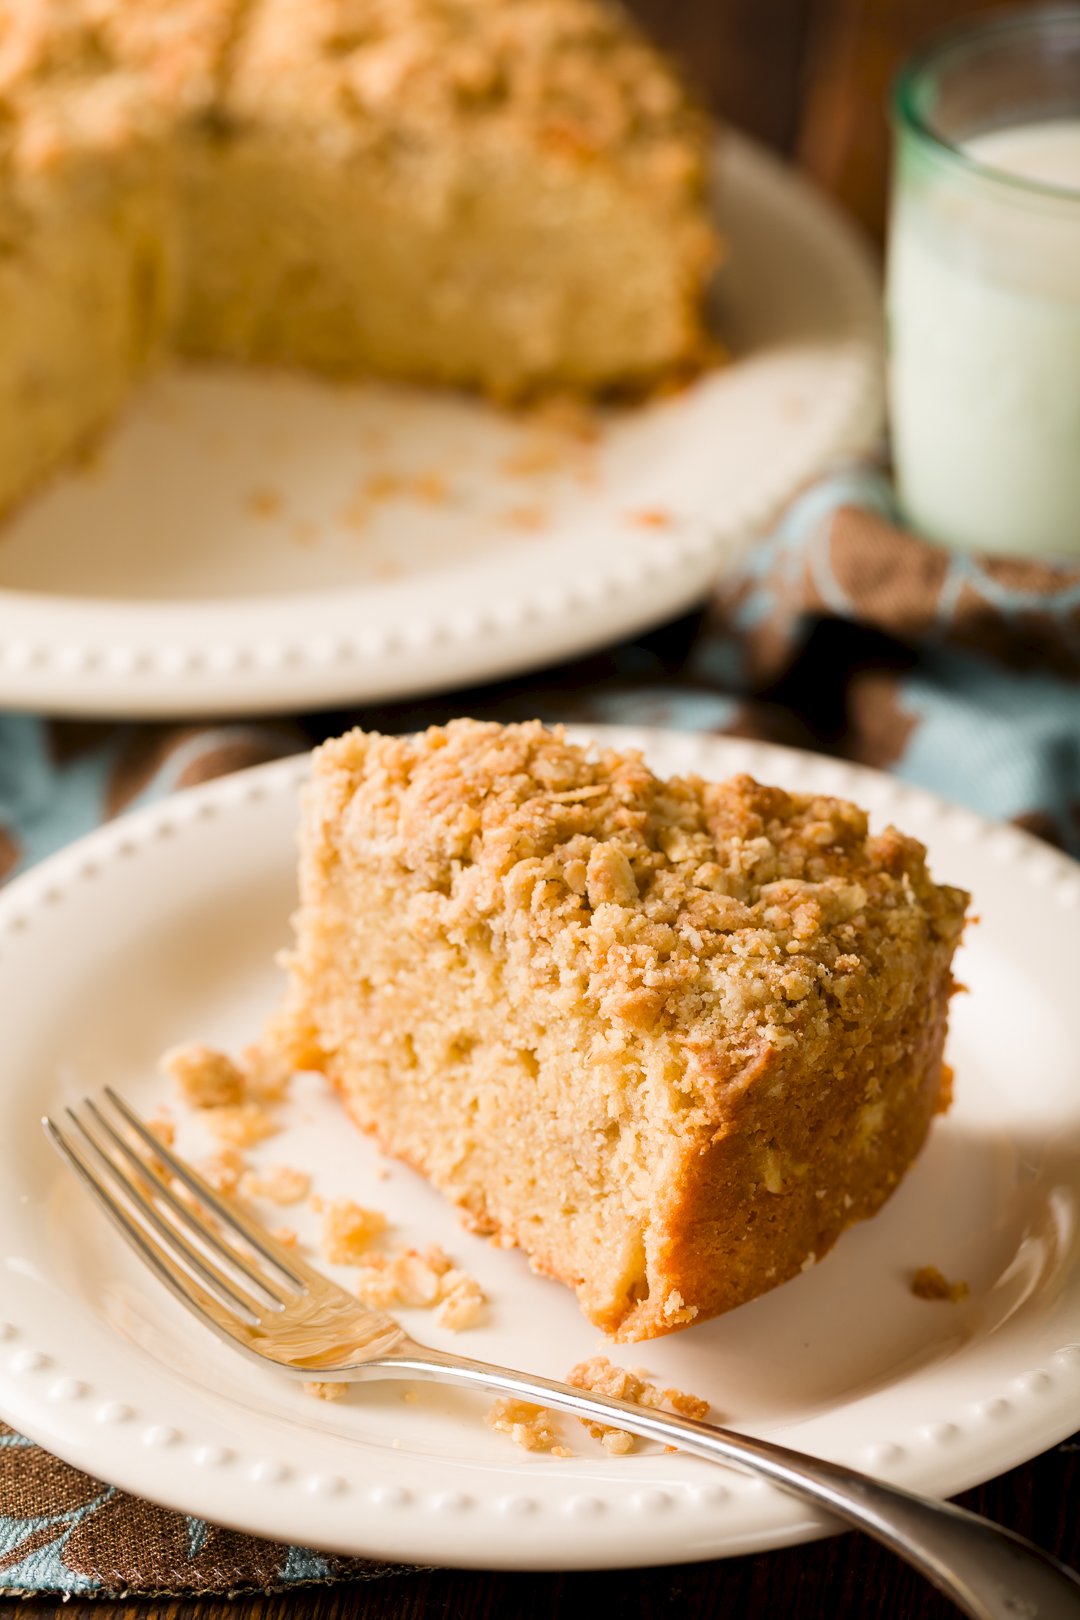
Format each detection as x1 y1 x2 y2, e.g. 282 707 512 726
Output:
1 0 712 218
316 720 968 1106
0 0 244 171
229 0 710 200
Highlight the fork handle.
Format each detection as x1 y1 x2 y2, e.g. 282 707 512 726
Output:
386 1346 1080 1620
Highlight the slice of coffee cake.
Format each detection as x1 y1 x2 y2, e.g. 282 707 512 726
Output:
275 721 968 1341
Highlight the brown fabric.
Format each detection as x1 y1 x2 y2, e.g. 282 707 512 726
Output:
0 1421 406 1594
715 503 1080 688
105 722 304 818
0 825 19 882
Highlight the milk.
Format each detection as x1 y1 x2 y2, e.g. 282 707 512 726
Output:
887 119 1080 559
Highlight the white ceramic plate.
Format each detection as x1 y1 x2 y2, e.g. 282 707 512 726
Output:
2 727 1080 1571
0 135 882 719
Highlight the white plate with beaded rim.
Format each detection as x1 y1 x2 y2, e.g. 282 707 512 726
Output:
2 727 1080 1569
0 133 882 720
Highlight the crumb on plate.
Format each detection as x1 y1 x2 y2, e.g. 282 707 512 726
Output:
322 1198 389 1263
240 1164 311 1205
248 487 282 519
197 1146 247 1196
354 1246 484 1323
304 1381 346 1402
487 1398 564 1454
434 1271 485 1331
203 1101 280 1147
911 1265 969 1303
565 1356 709 1453
160 1043 245 1109
148 1114 175 1149
499 503 549 533
412 471 449 504
240 1041 293 1103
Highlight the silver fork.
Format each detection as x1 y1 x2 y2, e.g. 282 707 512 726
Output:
44 1090 1080 1620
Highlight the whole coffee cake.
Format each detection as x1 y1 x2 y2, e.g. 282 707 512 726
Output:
275 721 968 1341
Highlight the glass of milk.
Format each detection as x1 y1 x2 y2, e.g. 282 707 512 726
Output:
887 8 1080 559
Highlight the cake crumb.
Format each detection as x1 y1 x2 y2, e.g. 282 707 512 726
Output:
272 1226 298 1248
354 1261 401 1310
420 1244 454 1276
626 506 672 529
322 1199 388 1263
148 1114 175 1149
304 1381 346 1402
353 1246 484 1322
412 471 449 504
240 1041 293 1103
204 1102 279 1147
248 487 282 519
435 1271 485 1331
340 499 370 533
665 1387 710 1419
911 1265 969 1302
601 1428 634 1455
365 472 405 501
565 1356 709 1452
160 1043 245 1109
500 440 563 478
529 395 600 441
487 1398 562 1453
241 1164 311 1205
198 1146 247 1196
499 503 549 534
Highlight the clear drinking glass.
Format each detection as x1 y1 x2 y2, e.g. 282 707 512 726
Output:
887 7 1080 559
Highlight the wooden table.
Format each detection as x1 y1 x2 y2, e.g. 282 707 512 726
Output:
8 2 1076 1616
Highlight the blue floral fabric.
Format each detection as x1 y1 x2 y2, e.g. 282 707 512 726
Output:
2 456 1079 1592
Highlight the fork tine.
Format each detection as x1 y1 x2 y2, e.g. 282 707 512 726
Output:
82 1098 291 1310
61 1105 273 1324
44 1116 263 1330
103 1087 309 1293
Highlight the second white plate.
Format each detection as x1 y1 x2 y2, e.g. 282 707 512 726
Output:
1 728 1080 1570
0 134 882 718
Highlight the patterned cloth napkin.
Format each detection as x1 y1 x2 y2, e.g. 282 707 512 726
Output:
2 455 1079 1595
